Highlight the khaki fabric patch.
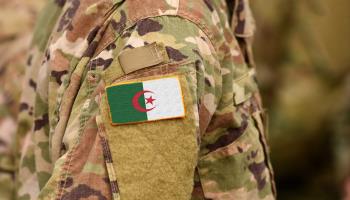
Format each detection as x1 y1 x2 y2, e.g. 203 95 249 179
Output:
101 73 198 200
118 42 169 74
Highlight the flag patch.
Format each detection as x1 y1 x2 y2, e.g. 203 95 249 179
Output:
106 76 185 125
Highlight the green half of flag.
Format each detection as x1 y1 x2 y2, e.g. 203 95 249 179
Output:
106 82 147 124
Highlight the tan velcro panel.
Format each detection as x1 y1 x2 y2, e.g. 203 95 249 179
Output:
118 42 169 74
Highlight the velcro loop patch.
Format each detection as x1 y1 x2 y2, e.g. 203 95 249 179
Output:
101 74 198 200
118 42 169 74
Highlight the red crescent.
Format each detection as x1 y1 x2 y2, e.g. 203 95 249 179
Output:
132 90 155 112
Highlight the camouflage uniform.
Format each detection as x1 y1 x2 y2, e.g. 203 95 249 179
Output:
17 0 275 199
0 1 44 199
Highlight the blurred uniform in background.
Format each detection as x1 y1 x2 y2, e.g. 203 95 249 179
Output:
0 1 45 200
252 0 350 199
16 0 275 200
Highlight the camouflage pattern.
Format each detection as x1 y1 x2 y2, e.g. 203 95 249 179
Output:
17 0 275 199
0 0 45 199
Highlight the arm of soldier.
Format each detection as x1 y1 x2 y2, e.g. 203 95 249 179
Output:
91 11 274 199
93 15 222 199
194 39 276 200
196 91 276 199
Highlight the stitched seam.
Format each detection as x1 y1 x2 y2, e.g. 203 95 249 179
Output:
51 0 118 142
53 4 118 198
98 125 120 200
252 112 276 197
56 100 93 199
55 72 97 199
53 74 81 199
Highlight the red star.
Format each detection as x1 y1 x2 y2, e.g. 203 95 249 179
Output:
145 96 156 105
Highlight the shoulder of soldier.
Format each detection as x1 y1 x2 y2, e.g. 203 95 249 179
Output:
113 0 221 43
98 0 225 86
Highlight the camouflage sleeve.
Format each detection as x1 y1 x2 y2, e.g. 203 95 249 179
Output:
96 15 222 200
95 11 274 200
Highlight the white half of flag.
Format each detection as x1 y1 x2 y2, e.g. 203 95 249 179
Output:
143 76 185 120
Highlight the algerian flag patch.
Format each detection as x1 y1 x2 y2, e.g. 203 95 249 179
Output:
106 76 185 125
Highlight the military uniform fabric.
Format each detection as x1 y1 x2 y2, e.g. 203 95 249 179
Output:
17 0 275 199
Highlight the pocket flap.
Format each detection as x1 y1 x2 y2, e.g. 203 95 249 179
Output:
233 69 259 105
